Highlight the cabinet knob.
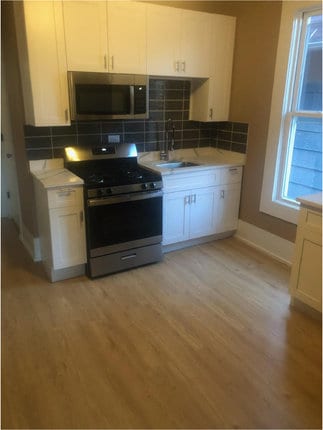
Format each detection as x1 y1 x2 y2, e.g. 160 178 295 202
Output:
209 108 213 119
175 61 179 72
181 61 186 72
110 55 114 70
104 55 107 69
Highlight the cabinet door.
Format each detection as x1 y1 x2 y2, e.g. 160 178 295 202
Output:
50 206 86 269
290 208 322 311
107 1 146 74
215 183 241 233
180 10 211 78
162 191 189 245
189 187 216 239
210 14 236 121
147 4 181 76
295 237 322 311
189 14 236 122
63 1 108 72
15 1 70 126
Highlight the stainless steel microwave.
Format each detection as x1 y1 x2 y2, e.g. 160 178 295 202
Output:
67 71 149 121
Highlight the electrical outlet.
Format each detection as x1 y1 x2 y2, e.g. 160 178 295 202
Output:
107 134 120 144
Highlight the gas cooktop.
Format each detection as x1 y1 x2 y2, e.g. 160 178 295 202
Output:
64 144 162 197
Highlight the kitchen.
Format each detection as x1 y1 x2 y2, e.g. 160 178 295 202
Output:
1 1 322 429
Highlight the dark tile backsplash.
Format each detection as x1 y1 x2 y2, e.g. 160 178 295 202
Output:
25 78 248 160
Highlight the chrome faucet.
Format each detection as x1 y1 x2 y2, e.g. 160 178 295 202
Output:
160 118 175 161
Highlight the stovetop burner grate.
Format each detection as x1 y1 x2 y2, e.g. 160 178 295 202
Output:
64 144 162 194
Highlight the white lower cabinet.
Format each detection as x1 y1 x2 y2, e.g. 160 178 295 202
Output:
50 206 86 270
34 183 87 282
189 187 216 239
289 205 322 312
215 183 241 234
162 166 242 246
163 187 216 245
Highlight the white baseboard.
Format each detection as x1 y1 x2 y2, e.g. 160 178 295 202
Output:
235 220 294 266
19 222 42 262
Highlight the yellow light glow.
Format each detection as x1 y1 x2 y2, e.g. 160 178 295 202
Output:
65 147 79 161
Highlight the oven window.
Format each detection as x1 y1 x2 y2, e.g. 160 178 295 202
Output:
75 84 131 115
87 195 162 250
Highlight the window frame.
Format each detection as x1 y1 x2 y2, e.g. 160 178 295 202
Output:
260 1 322 225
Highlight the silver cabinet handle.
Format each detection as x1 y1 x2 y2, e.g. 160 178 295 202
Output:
64 109 69 122
189 194 196 204
220 190 225 199
209 108 213 119
110 55 114 70
175 61 179 72
121 253 136 261
229 167 238 173
181 61 186 72
104 55 107 69
184 195 190 205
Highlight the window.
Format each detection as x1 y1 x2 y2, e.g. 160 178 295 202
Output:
260 2 322 224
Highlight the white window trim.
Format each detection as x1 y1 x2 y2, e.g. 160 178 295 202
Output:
260 1 322 225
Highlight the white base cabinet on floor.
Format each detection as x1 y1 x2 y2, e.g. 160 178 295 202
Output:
49 206 86 270
162 166 242 246
163 187 216 245
289 200 322 312
34 183 87 282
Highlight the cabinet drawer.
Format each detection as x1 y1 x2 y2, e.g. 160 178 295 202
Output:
48 187 83 209
220 166 243 184
163 169 220 192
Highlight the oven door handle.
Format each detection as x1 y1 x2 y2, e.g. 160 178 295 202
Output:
87 190 163 207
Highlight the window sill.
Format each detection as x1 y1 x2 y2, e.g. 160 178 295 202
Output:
260 195 299 225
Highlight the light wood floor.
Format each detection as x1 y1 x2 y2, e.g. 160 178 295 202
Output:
1 219 322 429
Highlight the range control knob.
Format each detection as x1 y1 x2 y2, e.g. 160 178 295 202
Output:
141 183 148 190
99 188 112 197
150 182 157 189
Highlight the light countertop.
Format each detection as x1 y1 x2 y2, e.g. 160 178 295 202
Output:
297 192 322 211
30 159 83 189
29 148 245 188
138 147 246 175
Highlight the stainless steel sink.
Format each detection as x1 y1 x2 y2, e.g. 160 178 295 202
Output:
155 160 200 168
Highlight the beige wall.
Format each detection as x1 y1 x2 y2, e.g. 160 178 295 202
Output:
1 1 38 236
151 1 296 242
3 0 297 242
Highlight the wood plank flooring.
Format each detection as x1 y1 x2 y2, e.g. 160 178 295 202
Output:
1 219 322 429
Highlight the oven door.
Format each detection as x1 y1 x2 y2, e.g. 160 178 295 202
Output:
86 190 162 257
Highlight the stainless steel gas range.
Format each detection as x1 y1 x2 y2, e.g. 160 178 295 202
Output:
65 144 163 278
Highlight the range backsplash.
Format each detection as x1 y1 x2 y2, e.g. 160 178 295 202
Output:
24 78 248 160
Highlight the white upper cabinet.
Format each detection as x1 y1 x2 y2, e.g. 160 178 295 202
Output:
190 14 236 122
147 4 211 78
180 10 211 78
147 4 182 77
14 1 70 126
63 1 146 74
107 1 146 74
62 1 108 72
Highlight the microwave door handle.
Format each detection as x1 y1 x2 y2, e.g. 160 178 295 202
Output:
130 85 134 116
